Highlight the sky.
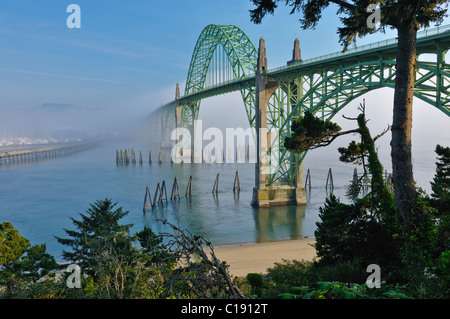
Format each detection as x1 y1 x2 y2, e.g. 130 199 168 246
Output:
0 1 449 183
1 0 436 112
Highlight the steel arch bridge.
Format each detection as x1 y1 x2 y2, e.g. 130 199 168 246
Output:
179 24 258 129
157 24 450 205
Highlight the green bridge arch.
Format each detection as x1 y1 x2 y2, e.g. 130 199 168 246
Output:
172 24 450 187
180 24 258 128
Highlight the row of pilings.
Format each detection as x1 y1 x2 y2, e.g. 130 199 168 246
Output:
143 171 241 213
116 148 162 165
116 145 259 165
304 167 392 191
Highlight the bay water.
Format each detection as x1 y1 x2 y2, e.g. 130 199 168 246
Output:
0 137 442 262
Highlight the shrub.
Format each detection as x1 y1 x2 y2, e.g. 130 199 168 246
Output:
246 273 264 296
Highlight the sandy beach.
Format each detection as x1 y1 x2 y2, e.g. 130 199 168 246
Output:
209 238 317 277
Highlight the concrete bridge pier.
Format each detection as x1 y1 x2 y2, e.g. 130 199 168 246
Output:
174 83 197 162
175 83 183 140
251 37 307 207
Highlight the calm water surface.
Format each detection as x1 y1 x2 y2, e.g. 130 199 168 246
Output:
0 138 439 261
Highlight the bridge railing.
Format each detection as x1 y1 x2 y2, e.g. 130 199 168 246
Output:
268 24 450 74
183 73 256 98
169 24 450 106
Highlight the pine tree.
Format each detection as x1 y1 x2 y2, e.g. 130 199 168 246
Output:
1 222 58 298
430 144 450 216
249 0 448 229
55 198 133 275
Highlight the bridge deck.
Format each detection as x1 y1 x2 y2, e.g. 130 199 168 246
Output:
171 24 450 106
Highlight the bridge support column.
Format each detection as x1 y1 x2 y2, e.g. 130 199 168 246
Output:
251 37 306 207
175 83 182 136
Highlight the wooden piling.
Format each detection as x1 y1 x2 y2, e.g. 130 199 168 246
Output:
125 149 130 164
158 151 162 164
160 180 168 206
212 173 219 194
305 168 311 189
149 150 152 164
326 168 334 189
131 148 136 164
171 177 180 199
143 185 153 213
139 151 143 164
233 171 240 192
185 176 192 197
153 183 161 207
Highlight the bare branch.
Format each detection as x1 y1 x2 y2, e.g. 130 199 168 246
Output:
342 114 359 121
155 219 246 299
373 125 392 142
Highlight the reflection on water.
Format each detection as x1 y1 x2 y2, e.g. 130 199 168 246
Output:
253 205 306 242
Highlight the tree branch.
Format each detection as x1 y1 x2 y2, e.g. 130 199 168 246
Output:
373 125 392 142
309 128 360 150
328 0 356 11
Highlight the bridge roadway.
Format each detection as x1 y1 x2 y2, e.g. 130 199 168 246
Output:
169 24 450 111
153 23 450 207
0 140 100 165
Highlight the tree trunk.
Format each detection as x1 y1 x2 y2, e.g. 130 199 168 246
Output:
391 23 417 228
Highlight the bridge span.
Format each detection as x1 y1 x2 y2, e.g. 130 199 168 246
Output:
150 24 450 207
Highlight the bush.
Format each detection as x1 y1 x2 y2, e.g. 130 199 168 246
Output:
279 281 414 299
0 222 58 299
314 194 400 277
246 273 264 296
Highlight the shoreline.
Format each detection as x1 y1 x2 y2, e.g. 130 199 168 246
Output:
208 237 317 277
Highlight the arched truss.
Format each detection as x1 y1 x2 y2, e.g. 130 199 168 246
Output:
170 24 450 186
266 48 450 185
180 24 258 128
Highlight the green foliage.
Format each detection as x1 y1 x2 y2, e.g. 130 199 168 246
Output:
249 0 448 51
245 260 415 299
55 198 133 275
54 198 178 299
284 110 341 153
19 244 59 283
274 101 449 298
338 140 367 165
135 226 172 266
314 194 400 274
314 195 355 265
438 211 450 249
0 222 30 269
251 259 369 298
0 222 58 298
246 273 264 296
430 144 450 216
278 281 413 299
427 145 450 256
440 250 450 276
296 106 401 276
2 198 245 299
